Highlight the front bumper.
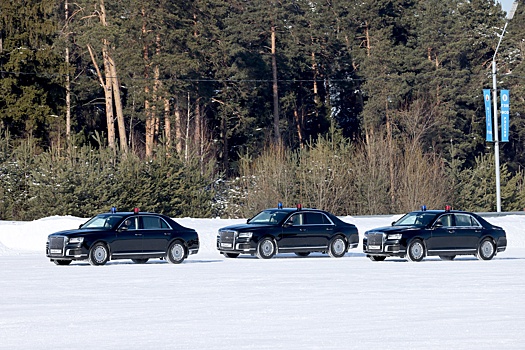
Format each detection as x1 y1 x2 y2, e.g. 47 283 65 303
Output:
362 236 406 257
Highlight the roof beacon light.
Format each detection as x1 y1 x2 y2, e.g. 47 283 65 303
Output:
421 205 427 211
133 207 140 214
278 201 283 209
297 203 302 211
445 205 452 212
110 206 117 213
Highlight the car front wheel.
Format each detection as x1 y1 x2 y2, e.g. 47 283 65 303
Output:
256 238 276 259
88 243 109 266
476 239 496 260
406 239 425 262
328 236 347 258
167 241 186 264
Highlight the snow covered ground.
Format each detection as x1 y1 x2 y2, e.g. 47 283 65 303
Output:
1 214 524 349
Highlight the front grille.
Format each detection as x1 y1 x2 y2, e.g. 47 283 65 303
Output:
219 230 236 250
220 230 235 243
48 236 66 255
367 233 384 250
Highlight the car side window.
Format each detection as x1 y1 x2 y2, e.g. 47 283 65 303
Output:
141 216 172 230
304 212 331 225
455 214 481 227
120 217 137 230
286 213 303 226
435 214 454 227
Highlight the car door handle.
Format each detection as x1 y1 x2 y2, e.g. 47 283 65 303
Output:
135 233 143 236
447 229 455 233
299 228 307 232
326 228 333 231
164 232 170 236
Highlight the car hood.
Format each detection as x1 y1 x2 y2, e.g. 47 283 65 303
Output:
366 226 420 233
219 223 277 231
48 228 107 237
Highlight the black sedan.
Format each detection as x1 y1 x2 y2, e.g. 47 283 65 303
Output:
217 206 359 259
46 209 199 266
363 208 507 262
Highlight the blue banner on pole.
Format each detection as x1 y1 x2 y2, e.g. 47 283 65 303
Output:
483 89 493 142
501 90 510 142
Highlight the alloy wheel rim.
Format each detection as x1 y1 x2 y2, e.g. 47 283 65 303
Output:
171 244 184 261
94 246 106 263
411 243 423 259
333 239 345 255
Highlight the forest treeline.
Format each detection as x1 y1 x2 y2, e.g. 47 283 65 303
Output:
1 0 525 219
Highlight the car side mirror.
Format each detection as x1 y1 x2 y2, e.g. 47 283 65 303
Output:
391 222 396 226
118 226 128 232
283 222 293 228
434 223 443 228
79 224 83 229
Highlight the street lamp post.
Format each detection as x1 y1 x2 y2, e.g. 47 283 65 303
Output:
492 1 518 213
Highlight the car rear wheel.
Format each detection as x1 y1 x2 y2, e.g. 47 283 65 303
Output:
166 241 186 264
131 258 149 264
224 253 240 258
369 255 386 262
406 239 425 262
295 252 310 257
88 243 109 266
53 259 72 266
439 255 455 261
476 238 496 260
256 238 276 259
328 236 347 258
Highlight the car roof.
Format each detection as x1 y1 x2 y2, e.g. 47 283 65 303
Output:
410 210 475 215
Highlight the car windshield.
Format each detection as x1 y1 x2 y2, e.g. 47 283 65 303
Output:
81 214 124 229
393 212 436 227
248 210 289 225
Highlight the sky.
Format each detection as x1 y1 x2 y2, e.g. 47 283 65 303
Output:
1 214 524 349
499 0 516 15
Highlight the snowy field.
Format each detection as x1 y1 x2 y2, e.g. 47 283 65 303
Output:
1 214 524 349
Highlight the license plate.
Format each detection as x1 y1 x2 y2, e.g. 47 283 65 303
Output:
369 245 381 250
50 249 62 254
220 243 232 248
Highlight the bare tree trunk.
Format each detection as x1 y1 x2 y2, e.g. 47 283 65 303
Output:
142 7 154 157
102 46 116 151
65 0 71 144
108 55 128 153
174 97 182 154
293 107 304 147
87 44 115 151
164 98 171 150
271 24 281 145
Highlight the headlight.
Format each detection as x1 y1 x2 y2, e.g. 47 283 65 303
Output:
387 233 402 240
238 232 253 239
69 237 84 244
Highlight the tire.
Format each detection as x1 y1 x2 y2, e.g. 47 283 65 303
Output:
369 255 386 262
131 258 149 264
224 253 240 258
328 236 347 258
256 238 276 259
295 252 310 257
476 238 496 260
406 239 425 262
53 259 72 266
439 255 456 261
166 240 186 264
88 243 110 266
